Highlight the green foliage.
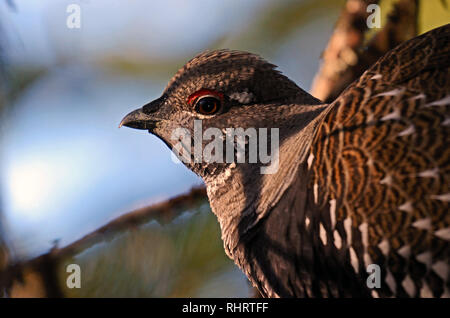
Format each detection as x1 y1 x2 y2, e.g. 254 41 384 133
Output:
419 0 450 33
228 0 345 51
376 0 450 34
59 204 249 297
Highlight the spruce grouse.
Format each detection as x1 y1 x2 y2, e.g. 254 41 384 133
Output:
120 24 450 297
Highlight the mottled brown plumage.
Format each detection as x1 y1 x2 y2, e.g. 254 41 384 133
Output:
308 24 450 297
121 24 450 297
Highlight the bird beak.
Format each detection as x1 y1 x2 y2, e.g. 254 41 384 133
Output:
120 95 167 130
119 108 155 130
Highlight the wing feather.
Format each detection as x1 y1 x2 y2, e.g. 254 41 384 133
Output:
309 24 450 297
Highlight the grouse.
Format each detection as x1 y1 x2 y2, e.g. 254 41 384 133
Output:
120 24 450 298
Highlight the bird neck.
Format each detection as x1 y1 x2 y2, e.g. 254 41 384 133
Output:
203 102 331 259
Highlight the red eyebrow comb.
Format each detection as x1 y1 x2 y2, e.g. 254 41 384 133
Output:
187 89 224 105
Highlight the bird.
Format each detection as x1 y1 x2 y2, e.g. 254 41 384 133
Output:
120 24 450 298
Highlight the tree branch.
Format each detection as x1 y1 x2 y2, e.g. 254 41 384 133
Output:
310 0 418 103
0 186 208 297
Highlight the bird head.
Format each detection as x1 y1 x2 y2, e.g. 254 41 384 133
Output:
120 50 322 178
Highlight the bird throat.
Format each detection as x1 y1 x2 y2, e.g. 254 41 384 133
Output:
203 103 330 259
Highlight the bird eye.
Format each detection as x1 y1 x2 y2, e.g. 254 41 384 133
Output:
187 89 224 116
194 96 221 115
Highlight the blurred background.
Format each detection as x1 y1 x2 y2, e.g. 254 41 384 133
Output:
0 0 448 297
